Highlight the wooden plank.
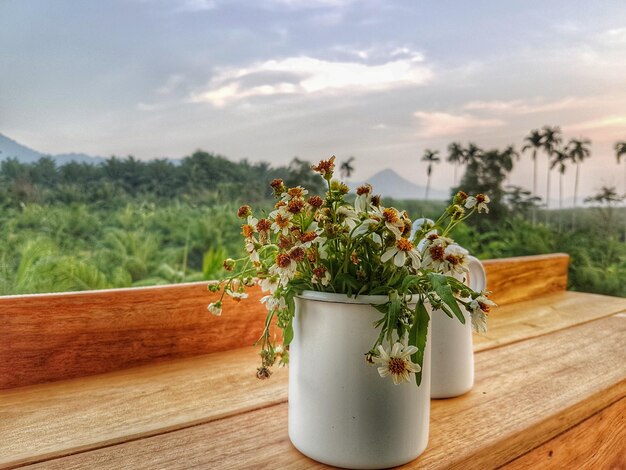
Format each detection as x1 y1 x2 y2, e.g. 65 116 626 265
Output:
0 282 268 390
481 253 569 305
12 313 626 470
472 291 626 352
0 254 569 390
502 397 626 469
0 347 288 469
2 291 623 468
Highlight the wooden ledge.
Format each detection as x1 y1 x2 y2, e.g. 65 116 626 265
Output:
4 309 624 469
0 254 570 390
1 290 624 469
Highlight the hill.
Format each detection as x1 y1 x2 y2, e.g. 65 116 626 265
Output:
348 168 449 200
0 133 105 164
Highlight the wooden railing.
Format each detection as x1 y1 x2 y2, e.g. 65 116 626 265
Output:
0 253 569 390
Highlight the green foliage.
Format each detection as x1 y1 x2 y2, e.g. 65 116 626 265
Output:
0 150 623 299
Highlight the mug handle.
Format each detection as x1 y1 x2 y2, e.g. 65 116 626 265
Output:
466 256 487 292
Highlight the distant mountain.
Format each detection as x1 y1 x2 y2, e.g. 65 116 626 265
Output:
348 168 450 201
0 133 105 165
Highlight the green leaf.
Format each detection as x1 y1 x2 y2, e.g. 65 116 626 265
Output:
386 291 401 343
401 274 422 292
427 273 465 324
409 299 430 386
335 272 359 291
283 320 294 346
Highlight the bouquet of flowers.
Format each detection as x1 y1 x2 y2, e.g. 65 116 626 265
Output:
208 156 495 386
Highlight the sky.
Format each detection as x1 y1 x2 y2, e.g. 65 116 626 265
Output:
1 0 626 201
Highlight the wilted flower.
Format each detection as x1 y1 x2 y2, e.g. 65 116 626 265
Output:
207 280 221 292
469 294 496 333
312 156 336 179
226 289 249 301
223 258 236 271
270 179 286 197
256 366 272 379
307 195 324 208
312 265 331 286
207 301 223 316
453 191 469 205
237 205 252 219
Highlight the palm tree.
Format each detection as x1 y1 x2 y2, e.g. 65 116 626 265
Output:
447 142 464 186
421 149 441 200
551 149 570 231
340 157 355 180
566 138 591 209
541 125 562 213
616 141 626 193
464 143 482 166
501 145 520 182
551 150 569 209
521 129 544 203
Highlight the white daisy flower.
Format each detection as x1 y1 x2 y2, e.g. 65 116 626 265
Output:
270 252 297 286
258 276 279 293
207 301 223 316
280 186 309 202
443 244 470 275
420 235 453 271
370 206 404 239
372 341 421 385
261 295 286 312
270 212 293 236
464 194 490 213
381 237 421 269
351 218 378 237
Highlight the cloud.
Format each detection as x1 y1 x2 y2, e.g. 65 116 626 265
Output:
565 115 626 137
463 97 580 115
173 0 217 11
413 111 504 138
268 0 356 9
598 27 626 45
191 52 432 106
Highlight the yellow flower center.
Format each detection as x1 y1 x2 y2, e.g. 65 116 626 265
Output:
396 238 414 251
382 208 399 224
388 357 407 375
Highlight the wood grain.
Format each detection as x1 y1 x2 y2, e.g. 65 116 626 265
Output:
12 313 626 470
472 291 626 352
0 254 570 390
481 253 569 305
0 282 268 390
503 397 626 470
2 291 623 469
0 347 288 469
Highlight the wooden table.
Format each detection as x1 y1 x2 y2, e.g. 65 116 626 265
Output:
1 254 625 469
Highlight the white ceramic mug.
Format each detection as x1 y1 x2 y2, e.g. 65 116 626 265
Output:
430 256 486 399
289 291 431 469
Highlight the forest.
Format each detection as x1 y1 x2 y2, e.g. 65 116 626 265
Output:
1 131 625 297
